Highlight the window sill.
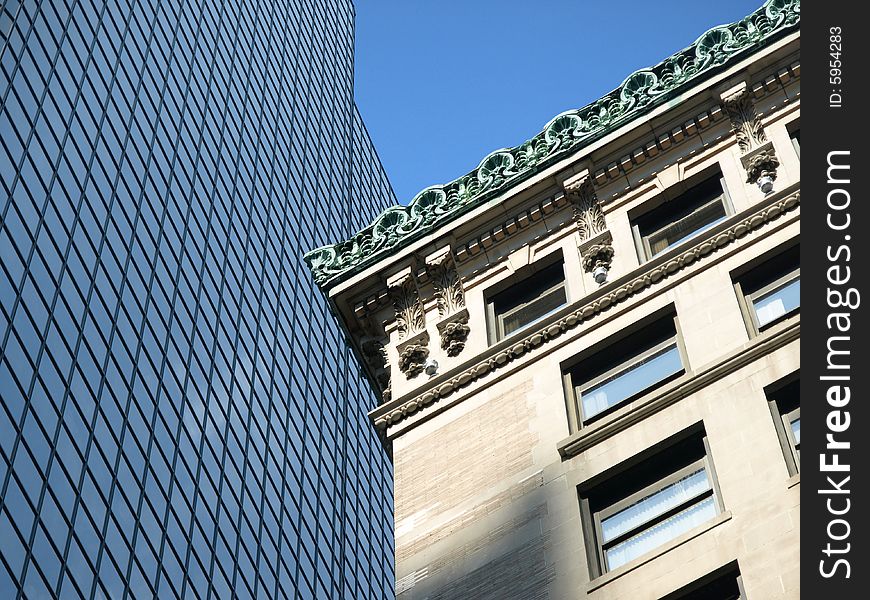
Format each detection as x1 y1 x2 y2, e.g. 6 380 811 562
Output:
787 473 800 489
585 511 733 594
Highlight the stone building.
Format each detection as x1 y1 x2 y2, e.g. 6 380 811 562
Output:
307 1 800 598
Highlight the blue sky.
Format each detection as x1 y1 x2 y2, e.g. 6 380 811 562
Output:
354 0 763 205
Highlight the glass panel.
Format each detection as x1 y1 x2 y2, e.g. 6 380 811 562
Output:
501 285 567 336
790 417 800 445
601 468 710 543
647 198 726 256
581 344 682 420
605 496 717 571
753 277 800 327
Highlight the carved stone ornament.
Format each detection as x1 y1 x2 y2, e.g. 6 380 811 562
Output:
441 319 471 356
744 148 780 185
304 0 800 289
388 270 425 340
427 248 471 357
565 174 607 243
373 187 801 431
428 254 465 318
722 89 767 153
581 243 616 273
361 337 392 402
437 309 471 357
397 333 430 379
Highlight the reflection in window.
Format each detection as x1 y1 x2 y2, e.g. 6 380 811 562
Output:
602 467 714 570
734 243 800 335
581 343 682 420
567 312 684 426
752 275 800 328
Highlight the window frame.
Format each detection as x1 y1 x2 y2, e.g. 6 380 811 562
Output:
767 378 801 476
741 265 800 333
662 564 746 599
631 172 734 263
733 239 800 339
576 337 682 424
593 456 717 572
485 257 568 344
564 311 688 430
579 429 724 578
783 406 801 461
789 123 800 158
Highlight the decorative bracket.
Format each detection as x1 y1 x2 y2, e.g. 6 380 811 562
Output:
579 231 615 284
360 335 392 402
437 309 471 357
742 141 780 187
387 267 426 341
718 82 778 193
563 170 614 283
426 246 471 357
563 169 607 243
580 233 615 272
719 83 767 154
396 331 430 379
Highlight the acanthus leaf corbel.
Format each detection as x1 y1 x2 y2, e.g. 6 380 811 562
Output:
425 246 470 358
563 168 608 243
562 169 615 282
717 80 778 191
360 333 392 403
386 267 430 378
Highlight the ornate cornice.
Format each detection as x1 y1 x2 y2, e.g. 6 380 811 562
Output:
371 186 800 431
305 0 800 290
580 57 796 196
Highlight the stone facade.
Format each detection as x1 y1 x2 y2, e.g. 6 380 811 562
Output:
314 9 800 600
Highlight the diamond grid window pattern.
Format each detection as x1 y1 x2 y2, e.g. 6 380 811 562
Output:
0 1 396 597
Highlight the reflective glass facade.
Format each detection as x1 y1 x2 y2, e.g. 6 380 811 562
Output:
0 1 395 598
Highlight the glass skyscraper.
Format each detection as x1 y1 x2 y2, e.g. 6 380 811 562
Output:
0 1 395 598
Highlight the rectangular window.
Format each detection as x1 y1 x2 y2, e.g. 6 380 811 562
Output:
734 243 799 335
579 427 723 577
486 258 567 342
767 377 800 475
632 173 732 261
565 311 685 426
662 563 745 599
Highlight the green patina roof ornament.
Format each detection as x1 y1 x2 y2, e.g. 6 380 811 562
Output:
306 0 800 290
